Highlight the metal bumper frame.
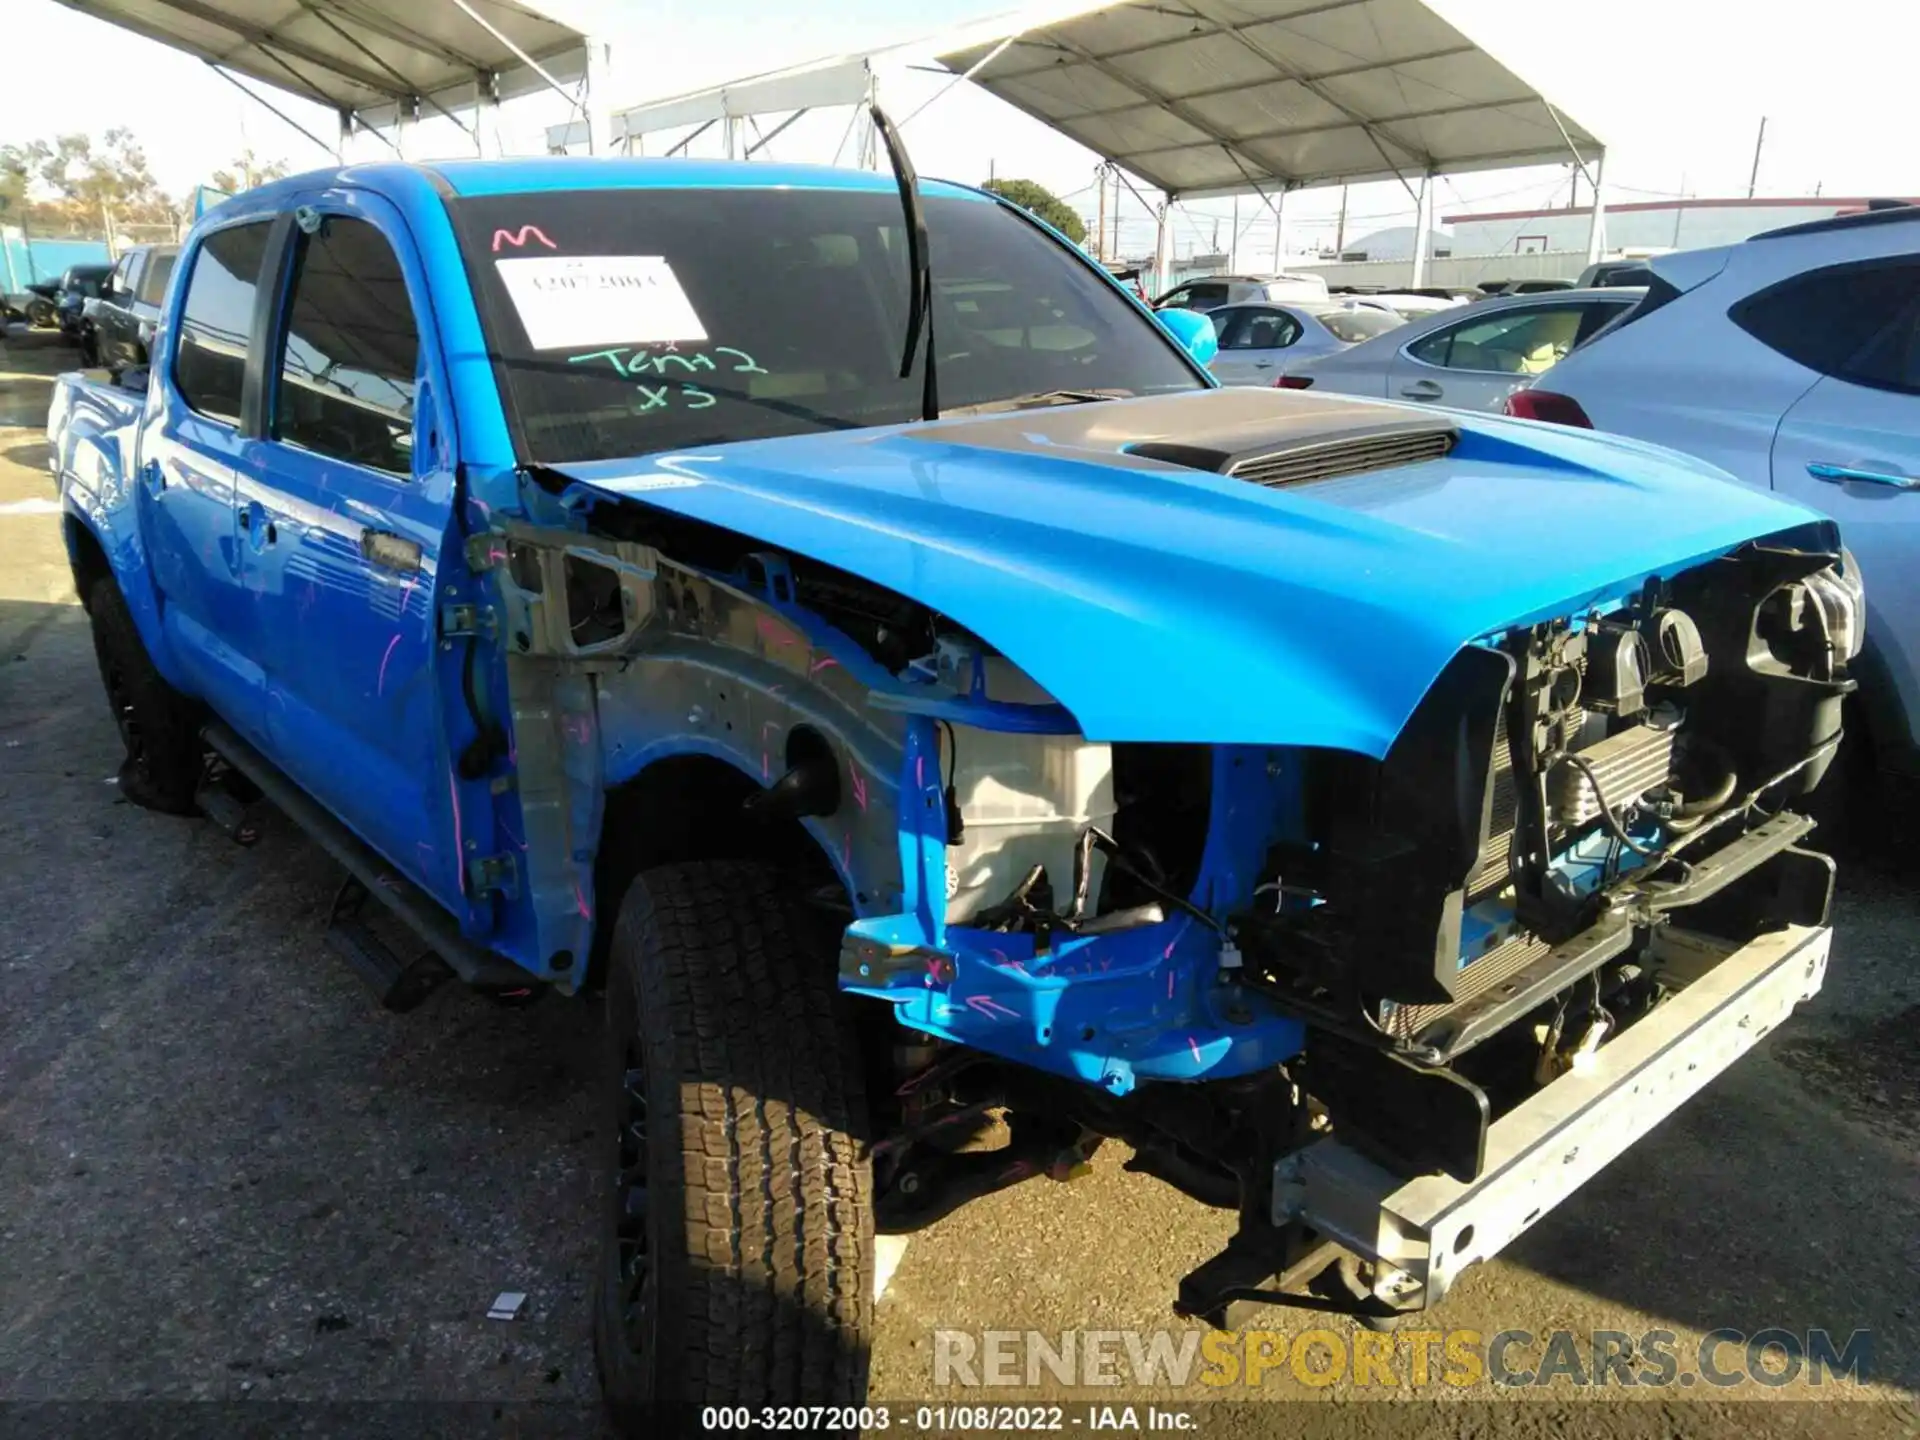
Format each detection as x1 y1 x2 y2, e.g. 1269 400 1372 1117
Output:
1274 922 1832 1309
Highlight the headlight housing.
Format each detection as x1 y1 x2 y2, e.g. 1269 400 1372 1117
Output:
1804 547 1868 663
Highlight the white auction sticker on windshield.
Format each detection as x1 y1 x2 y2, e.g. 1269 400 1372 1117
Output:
494 255 708 349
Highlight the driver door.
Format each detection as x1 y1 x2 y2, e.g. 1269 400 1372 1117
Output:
239 191 465 908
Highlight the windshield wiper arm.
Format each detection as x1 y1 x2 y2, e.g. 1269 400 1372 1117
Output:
942 388 1129 417
870 104 938 423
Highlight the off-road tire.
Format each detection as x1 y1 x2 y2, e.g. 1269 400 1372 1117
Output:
593 861 873 1436
85 576 202 815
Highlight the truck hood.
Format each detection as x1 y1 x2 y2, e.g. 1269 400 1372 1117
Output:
555 389 1832 757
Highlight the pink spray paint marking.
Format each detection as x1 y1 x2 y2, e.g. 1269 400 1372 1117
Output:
915 754 925 790
572 880 592 920
964 994 1020 1022
1167 970 1176 999
491 224 556 252
446 768 465 885
850 767 867 811
808 655 839 676
375 634 403 696
755 614 794 649
1188 1036 1204 1065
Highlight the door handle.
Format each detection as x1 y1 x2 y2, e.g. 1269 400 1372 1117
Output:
1400 380 1444 399
361 529 423 574
1807 461 1920 491
1253 360 1274 369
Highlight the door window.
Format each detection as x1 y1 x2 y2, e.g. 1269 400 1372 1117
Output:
173 221 274 426
1732 258 1920 380
1841 302 1920 394
137 250 178 307
272 216 420 477
1405 304 1587 374
1181 283 1230 310
1218 309 1300 350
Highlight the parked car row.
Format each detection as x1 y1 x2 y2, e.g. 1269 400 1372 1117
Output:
13 245 178 373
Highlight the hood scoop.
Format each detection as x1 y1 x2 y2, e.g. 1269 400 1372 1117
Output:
1130 416 1457 490
906 387 1459 490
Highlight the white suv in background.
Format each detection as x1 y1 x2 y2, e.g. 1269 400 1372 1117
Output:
1152 272 1330 311
1507 205 1919 784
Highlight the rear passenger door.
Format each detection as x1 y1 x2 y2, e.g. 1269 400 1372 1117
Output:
1767 261 1920 754
1210 307 1301 385
1389 298 1626 410
244 197 463 904
140 219 278 740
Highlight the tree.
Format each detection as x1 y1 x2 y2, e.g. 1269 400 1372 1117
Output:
981 178 1087 246
211 150 292 195
0 129 176 233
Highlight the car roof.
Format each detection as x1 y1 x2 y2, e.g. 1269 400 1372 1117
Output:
1753 202 1920 241
220 158 991 208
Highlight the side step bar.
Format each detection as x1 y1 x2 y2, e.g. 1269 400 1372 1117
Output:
203 721 533 991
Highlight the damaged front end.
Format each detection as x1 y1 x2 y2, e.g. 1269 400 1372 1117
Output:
475 420 1859 1324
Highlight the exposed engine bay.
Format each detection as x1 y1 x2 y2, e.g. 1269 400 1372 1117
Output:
871 539 1861 1199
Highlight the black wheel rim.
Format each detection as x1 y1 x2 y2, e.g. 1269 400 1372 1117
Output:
102 657 146 768
612 1042 653 1349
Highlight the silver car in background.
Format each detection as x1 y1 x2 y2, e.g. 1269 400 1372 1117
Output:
1206 301 1408 385
1275 287 1643 409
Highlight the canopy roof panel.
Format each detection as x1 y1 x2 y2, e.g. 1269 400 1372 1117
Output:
939 0 1601 198
53 0 589 114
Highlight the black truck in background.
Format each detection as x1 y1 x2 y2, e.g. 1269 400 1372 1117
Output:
87 243 178 373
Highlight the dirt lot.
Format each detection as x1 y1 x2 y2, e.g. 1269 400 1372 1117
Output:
2 327 1916 1437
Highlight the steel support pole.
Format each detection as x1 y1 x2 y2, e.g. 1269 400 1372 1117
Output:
1586 150 1609 264
1411 171 1433 287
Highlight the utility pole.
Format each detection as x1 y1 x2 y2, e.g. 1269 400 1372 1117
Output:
1747 116 1767 199
1110 171 1121 263
1334 184 1348 255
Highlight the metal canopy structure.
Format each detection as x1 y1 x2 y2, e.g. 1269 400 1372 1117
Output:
938 0 1602 201
52 0 594 150
570 54 882 164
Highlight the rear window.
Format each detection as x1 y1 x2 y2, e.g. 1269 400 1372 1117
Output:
1730 258 1920 375
1317 308 1402 343
447 188 1200 465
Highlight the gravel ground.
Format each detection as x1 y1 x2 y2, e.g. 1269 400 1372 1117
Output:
1 326 1915 1438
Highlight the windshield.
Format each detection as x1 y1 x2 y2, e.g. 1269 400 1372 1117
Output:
448 188 1203 465
1315 307 1404 343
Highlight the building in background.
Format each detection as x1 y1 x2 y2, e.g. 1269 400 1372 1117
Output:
1445 196 1920 256
1321 226 1453 263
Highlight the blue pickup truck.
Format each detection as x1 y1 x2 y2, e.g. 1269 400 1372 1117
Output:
47 139 1862 1428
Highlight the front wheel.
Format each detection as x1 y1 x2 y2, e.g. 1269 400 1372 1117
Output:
593 861 873 1435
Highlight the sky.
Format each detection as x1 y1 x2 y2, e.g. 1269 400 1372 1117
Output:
5 0 1919 268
